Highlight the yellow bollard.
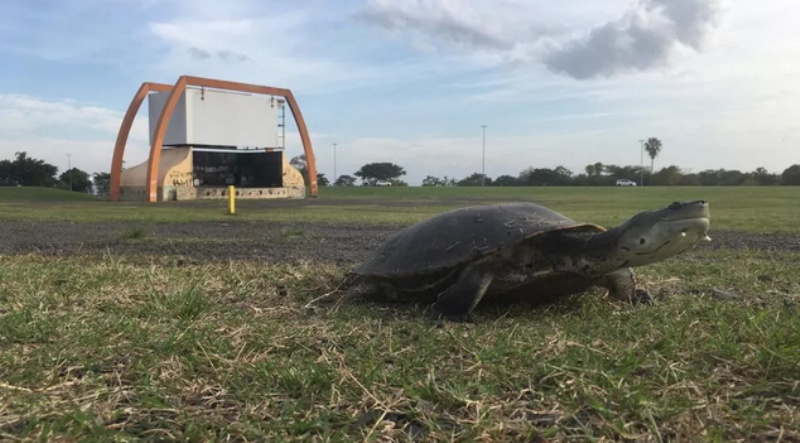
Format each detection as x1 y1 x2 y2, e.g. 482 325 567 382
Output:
227 185 236 215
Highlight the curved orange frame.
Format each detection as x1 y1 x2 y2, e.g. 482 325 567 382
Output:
110 75 318 202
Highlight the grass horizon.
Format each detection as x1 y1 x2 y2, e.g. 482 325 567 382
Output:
0 185 798 233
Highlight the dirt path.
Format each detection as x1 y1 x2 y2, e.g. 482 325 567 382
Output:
1 221 798 264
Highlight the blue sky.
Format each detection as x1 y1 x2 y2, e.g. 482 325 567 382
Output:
1 0 798 185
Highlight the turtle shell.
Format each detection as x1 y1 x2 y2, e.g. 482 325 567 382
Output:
355 202 604 278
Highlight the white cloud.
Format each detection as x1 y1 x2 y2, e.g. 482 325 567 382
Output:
0 95 149 174
542 0 725 79
359 0 726 79
0 94 123 136
357 0 518 51
145 14 383 94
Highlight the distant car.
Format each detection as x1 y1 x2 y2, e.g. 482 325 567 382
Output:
375 181 392 186
616 179 637 187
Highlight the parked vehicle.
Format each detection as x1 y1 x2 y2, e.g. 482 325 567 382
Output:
616 179 637 187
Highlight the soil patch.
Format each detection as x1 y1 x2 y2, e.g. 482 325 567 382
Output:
1 221 798 264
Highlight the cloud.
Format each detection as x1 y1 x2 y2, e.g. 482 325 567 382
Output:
188 46 211 59
0 95 149 174
359 0 724 79
217 49 249 63
543 0 724 79
0 94 125 137
652 0 723 48
357 0 514 51
187 46 249 63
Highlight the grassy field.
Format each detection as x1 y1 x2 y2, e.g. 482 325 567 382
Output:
1 186 799 441
1 185 799 232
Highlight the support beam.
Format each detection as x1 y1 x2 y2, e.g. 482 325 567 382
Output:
109 82 172 201
111 76 318 202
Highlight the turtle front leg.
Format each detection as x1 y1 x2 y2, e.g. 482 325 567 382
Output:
432 261 495 322
597 268 653 305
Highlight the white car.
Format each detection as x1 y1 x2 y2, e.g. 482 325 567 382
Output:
374 181 392 186
616 179 637 187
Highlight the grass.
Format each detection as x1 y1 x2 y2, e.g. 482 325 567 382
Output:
0 185 799 232
0 251 798 441
1 186 799 440
120 226 148 240
0 186 100 202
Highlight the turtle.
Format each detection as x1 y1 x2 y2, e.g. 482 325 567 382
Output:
348 200 711 321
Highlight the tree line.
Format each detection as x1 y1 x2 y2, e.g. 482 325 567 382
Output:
420 163 800 187
0 151 108 194
296 136 800 187
5 151 799 196
294 154 800 187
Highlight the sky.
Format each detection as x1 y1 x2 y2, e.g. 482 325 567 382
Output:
1 0 798 185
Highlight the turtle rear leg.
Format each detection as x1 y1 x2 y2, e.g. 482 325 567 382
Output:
432 263 494 322
597 268 653 304
346 280 401 301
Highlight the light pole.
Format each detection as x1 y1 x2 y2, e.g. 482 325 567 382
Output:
638 139 644 186
66 153 73 191
481 125 487 186
333 142 337 185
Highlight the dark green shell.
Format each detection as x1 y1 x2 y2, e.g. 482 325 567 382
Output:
355 202 604 278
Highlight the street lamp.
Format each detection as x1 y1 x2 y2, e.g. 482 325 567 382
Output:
66 153 72 191
638 139 644 186
333 142 337 185
481 125 487 186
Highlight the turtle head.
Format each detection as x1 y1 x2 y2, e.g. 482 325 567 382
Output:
612 200 710 266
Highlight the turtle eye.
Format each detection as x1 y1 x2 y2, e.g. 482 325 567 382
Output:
639 238 646 245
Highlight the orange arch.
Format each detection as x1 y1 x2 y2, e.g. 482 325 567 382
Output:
110 81 172 201
111 75 318 202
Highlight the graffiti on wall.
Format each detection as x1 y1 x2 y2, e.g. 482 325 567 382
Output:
168 170 193 187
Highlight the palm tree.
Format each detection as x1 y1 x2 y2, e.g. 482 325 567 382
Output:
645 137 662 174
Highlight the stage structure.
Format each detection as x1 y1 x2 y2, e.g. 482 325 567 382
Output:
110 76 318 202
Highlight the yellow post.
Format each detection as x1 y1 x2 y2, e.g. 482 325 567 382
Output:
227 185 236 215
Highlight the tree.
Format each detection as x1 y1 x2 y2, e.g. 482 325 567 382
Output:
58 168 92 193
289 154 309 183
493 175 519 186
421 175 445 187
603 164 645 182
719 169 748 186
751 167 778 186
92 172 111 195
518 167 572 186
0 152 59 187
781 164 800 185
697 169 723 186
554 166 573 179
644 137 662 174
335 174 356 186
353 162 406 185
0 159 15 185
457 173 491 186
316 173 330 186
650 165 683 186
583 162 607 185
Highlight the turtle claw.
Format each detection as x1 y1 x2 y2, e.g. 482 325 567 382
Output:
633 289 654 305
430 310 474 324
